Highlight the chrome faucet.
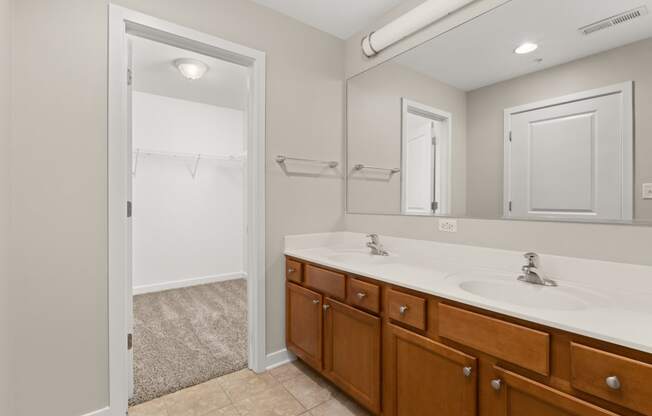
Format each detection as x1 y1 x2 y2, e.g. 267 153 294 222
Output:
366 234 389 256
518 252 556 286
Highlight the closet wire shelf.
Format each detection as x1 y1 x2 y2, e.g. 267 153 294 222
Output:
132 148 246 177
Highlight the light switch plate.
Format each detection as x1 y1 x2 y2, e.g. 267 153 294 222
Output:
643 183 652 200
438 218 458 233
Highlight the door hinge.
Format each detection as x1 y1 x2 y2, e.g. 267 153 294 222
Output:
127 201 132 218
508 201 513 211
431 201 439 211
509 131 512 142
127 68 133 86
127 333 133 350
432 136 437 146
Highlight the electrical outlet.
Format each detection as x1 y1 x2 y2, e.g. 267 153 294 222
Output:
643 183 652 200
438 218 458 233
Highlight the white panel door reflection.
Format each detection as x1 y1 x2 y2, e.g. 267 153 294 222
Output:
505 83 633 221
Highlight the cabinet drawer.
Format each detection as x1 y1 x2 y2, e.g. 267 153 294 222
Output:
305 264 346 300
439 303 550 375
387 289 426 330
347 277 380 314
570 342 652 415
286 259 303 283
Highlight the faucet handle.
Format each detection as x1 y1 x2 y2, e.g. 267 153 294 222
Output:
523 252 538 267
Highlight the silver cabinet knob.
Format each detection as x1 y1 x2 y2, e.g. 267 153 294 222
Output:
399 305 409 315
490 379 502 391
462 366 473 377
605 376 621 390
312 299 320 305
323 304 330 311
356 292 367 299
287 268 296 273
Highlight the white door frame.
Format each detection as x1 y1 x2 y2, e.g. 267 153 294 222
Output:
108 6 266 415
400 98 452 215
503 81 633 221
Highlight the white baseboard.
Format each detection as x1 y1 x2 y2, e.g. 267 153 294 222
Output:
265 348 296 370
80 406 110 416
133 272 247 295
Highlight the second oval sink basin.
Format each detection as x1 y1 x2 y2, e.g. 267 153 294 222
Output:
459 280 589 310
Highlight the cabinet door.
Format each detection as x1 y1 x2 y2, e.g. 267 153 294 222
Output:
323 298 381 414
286 283 323 370
491 366 619 416
385 324 477 416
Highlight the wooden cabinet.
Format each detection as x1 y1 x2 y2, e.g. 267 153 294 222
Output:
570 342 652 415
323 298 381 414
492 366 619 416
385 324 477 416
286 282 323 370
285 256 652 416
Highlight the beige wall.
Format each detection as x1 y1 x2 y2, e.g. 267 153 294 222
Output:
467 38 652 220
10 1 110 415
344 0 652 265
347 62 466 214
0 0 11 413
9 1 344 414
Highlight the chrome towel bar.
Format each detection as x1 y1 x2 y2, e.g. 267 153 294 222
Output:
275 155 338 168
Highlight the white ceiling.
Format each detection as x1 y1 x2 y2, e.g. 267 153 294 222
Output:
394 0 652 91
251 0 406 39
130 35 249 109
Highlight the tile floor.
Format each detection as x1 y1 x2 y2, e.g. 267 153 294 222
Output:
128 360 372 416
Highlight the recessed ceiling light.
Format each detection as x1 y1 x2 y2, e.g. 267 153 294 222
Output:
174 58 209 80
514 42 538 55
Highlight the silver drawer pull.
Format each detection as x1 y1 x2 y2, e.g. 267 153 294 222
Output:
605 375 621 390
287 268 296 273
462 366 472 377
490 379 502 391
399 305 409 315
312 299 320 305
356 292 367 299
323 304 331 311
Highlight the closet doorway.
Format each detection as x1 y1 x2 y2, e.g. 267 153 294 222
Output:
109 6 266 414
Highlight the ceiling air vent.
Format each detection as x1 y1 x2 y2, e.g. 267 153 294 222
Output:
579 6 649 35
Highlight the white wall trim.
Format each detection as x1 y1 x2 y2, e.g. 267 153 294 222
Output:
133 272 247 295
79 407 110 416
265 349 296 370
109 5 266 415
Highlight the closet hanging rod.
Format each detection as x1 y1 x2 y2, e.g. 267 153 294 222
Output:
275 155 338 168
354 164 400 174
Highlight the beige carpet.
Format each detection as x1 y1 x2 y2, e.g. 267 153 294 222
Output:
130 279 247 405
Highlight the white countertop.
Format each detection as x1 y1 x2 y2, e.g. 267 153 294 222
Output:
284 232 652 354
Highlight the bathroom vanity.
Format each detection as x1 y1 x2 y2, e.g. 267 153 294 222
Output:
284 233 652 416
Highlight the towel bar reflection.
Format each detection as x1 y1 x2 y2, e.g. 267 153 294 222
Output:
276 155 338 168
354 164 400 174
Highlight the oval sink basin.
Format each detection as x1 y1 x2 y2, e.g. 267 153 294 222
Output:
327 252 393 265
459 280 589 310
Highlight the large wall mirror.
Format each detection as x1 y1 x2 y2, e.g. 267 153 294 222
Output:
346 0 652 224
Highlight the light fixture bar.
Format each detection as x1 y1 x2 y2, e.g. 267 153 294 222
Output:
361 0 476 57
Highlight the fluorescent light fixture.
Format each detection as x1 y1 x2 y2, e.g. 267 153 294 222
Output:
174 58 209 80
514 42 538 55
361 0 475 57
